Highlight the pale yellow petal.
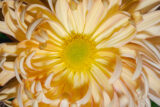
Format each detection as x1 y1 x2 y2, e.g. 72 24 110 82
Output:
92 13 129 42
135 0 160 13
55 0 70 32
137 11 160 31
84 0 104 34
144 23 160 36
0 78 18 101
0 70 15 86
96 24 135 48
72 4 85 34
0 21 14 36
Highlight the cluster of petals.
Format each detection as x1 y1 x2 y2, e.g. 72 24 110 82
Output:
0 0 160 107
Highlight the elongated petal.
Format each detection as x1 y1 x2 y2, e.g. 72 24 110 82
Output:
135 0 160 13
0 21 14 35
137 11 160 31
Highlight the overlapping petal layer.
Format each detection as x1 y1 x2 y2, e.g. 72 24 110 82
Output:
0 0 160 107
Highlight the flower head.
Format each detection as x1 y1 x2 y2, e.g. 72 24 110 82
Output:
0 0 160 107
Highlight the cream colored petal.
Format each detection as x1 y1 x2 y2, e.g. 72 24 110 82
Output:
121 68 137 90
0 43 17 55
143 40 160 61
76 88 91 106
90 78 101 103
109 56 122 84
108 92 120 107
144 66 160 94
17 85 24 107
106 25 135 47
73 72 81 88
60 99 69 107
2 62 14 72
135 0 160 13
55 0 70 33
0 21 14 36
72 4 85 34
0 70 15 86
100 0 121 21
48 0 55 12
96 24 135 48
108 0 121 6
4 12 17 37
137 11 160 31
92 13 129 42
103 91 111 106
119 80 135 107
148 93 160 106
90 64 113 93
132 52 142 80
84 0 104 35
144 23 160 36
46 20 68 38
129 40 159 62
135 32 152 40
5 0 15 9
15 1 27 33
45 73 54 89
67 8 77 33
21 4 51 28
26 18 43 40
0 78 18 101
120 46 136 58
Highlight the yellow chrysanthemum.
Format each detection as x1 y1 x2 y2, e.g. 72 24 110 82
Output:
0 0 160 107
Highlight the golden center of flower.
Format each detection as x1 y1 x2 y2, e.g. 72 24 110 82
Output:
62 35 96 71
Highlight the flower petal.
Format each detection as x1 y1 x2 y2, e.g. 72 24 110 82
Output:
0 21 14 36
84 0 104 35
137 11 160 31
135 0 160 13
55 0 70 33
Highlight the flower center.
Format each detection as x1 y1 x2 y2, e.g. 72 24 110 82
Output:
62 36 96 71
65 39 89 63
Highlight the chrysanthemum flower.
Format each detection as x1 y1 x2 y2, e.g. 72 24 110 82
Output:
0 0 160 107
